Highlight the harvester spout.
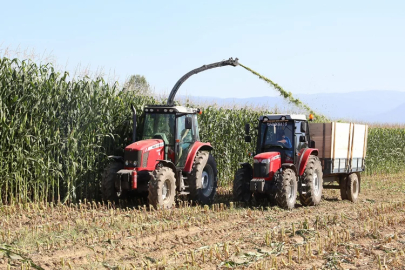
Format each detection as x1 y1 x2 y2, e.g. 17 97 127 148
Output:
167 57 239 105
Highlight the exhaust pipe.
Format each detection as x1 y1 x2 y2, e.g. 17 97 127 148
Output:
131 105 137 142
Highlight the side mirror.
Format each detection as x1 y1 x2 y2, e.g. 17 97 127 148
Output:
245 123 250 135
299 135 307 142
185 116 192 129
301 122 307 133
245 135 252 143
310 140 316 148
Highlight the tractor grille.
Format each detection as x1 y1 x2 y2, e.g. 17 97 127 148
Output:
142 151 149 168
253 163 269 178
124 150 142 168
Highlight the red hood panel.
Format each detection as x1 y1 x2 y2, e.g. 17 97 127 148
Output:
125 139 164 152
254 152 280 161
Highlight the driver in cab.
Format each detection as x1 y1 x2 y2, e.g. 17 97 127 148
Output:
277 130 292 149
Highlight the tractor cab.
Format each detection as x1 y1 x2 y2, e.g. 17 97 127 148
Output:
249 114 311 166
141 105 201 167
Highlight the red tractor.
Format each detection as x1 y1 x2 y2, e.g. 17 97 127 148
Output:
102 58 239 208
233 114 322 210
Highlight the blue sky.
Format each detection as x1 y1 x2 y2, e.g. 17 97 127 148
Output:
1 0 404 98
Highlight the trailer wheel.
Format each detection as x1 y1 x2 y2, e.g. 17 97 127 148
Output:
299 155 323 206
276 168 297 210
346 173 359 203
340 176 348 200
189 151 218 205
233 167 253 204
101 161 124 202
148 167 176 209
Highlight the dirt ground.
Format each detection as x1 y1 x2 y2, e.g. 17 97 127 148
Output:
1 172 405 270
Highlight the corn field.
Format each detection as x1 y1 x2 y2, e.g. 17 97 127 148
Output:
1 57 404 204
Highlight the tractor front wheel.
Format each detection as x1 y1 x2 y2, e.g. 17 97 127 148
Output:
189 151 218 205
101 161 124 202
233 167 253 204
148 166 176 209
299 155 323 206
276 168 297 210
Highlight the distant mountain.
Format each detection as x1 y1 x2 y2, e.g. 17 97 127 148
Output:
178 90 405 124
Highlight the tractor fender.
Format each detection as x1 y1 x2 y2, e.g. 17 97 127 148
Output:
238 162 253 177
107 155 124 163
156 160 177 173
238 162 253 171
183 142 213 173
281 163 297 175
298 148 319 176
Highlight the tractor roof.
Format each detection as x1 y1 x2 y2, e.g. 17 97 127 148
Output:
259 114 307 121
144 104 199 114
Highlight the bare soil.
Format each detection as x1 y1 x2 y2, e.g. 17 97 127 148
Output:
1 173 405 269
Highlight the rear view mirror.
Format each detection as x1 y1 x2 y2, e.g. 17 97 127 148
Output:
301 122 307 133
185 116 192 129
245 123 250 135
245 135 252 143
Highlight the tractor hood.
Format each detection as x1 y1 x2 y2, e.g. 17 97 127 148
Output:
125 139 164 153
254 152 281 162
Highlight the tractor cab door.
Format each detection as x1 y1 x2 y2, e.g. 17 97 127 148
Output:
175 114 197 167
294 121 309 163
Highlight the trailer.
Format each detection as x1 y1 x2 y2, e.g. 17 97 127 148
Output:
309 122 368 202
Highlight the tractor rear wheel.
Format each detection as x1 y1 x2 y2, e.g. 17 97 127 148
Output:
233 166 253 204
189 151 218 205
148 166 176 209
346 173 359 203
101 161 124 202
299 155 323 206
276 168 297 210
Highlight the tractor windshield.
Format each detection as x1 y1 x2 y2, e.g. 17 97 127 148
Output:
259 121 294 151
142 113 176 146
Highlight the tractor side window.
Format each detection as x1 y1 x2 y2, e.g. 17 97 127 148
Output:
193 114 200 141
295 121 308 152
176 114 196 167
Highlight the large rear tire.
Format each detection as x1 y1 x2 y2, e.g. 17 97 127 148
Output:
101 161 124 202
346 173 359 203
276 168 297 210
233 166 253 204
148 167 176 209
299 155 323 206
189 151 218 205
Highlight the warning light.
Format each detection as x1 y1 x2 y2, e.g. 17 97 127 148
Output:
309 114 314 121
197 108 202 115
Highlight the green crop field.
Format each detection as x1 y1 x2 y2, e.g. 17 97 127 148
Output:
1 57 404 204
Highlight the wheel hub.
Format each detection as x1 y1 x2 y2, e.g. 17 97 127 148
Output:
162 180 169 200
313 172 320 196
201 166 214 197
202 171 209 189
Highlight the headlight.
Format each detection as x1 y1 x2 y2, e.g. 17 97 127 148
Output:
261 159 270 164
254 159 260 163
125 160 129 166
133 161 137 166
